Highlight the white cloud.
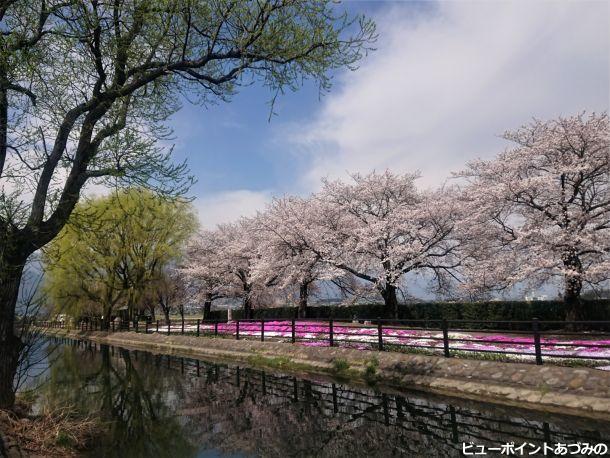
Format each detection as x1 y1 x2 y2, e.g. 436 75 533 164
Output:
282 0 610 190
195 189 272 229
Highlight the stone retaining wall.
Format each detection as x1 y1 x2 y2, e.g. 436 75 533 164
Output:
42 329 610 421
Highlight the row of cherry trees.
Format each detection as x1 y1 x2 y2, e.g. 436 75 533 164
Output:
182 112 609 320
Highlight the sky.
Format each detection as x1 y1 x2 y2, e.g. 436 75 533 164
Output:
166 0 610 230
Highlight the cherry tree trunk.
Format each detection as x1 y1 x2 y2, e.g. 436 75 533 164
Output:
564 275 584 323
243 298 253 319
202 300 212 320
0 256 25 409
563 254 585 324
243 283 253 319
298 282 309 319
380 284 399 319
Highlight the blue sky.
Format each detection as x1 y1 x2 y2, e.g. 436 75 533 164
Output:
166 0 609 230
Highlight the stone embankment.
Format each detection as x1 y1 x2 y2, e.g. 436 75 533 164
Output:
43 328 610 421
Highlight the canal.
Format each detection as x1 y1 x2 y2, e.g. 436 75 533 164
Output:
22 337 610 457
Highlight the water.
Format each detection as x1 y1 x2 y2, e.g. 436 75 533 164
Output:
24 337 610 457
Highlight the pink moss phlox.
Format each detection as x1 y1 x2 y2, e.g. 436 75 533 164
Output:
192 320 610 358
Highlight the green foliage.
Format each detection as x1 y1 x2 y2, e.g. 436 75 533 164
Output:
363 357 379 384
43 189 197 321
1 0 376 228
54 430 76 448
332 358 350 373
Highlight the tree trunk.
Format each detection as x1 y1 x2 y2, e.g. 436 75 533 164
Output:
244 297 253 320
380 284 399 319
563 252 585 324
101 302 114 331
243 282 253 319
163 309 171 327
298 281 310 319
203 299 212 320
0 257 25 409
564 275 584 322
127 293 135 322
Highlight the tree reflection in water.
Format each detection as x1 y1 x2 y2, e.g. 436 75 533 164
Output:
36 338 610 458
38 339 196 457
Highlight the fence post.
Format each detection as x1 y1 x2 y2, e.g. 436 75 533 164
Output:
214 321 218 336
261 319 265 342
377 317 384 351
329 319 334 347
291 319 296 344
112 320 115 333
145 321 149 334
533 318 543 365
442 319 450 358
181 317 184 335
196 319 200 337
167 319 171 336
156 320 159 333
236 320 240 340
135 320 139 333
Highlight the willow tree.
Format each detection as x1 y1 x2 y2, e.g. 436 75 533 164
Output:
43 189 197 329
0 0 375 407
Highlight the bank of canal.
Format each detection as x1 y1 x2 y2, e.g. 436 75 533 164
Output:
15 336 610 457
40 328 610 421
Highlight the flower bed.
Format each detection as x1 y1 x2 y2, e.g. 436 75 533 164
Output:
154 320 610 364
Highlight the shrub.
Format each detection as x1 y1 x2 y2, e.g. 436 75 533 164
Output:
208 299 610 330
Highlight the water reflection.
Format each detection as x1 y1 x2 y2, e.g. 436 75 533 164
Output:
34 338 610 457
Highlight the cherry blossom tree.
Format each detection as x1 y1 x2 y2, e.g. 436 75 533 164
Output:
458 112 610 321
309 171 463 318
252 196 339 318
218 220 267 319
181 229 232 320
184 219 276 319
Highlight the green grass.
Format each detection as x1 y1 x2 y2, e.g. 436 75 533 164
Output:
246 354 309 372
332 358 350 372
363 357 380 385
55 430 76 448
